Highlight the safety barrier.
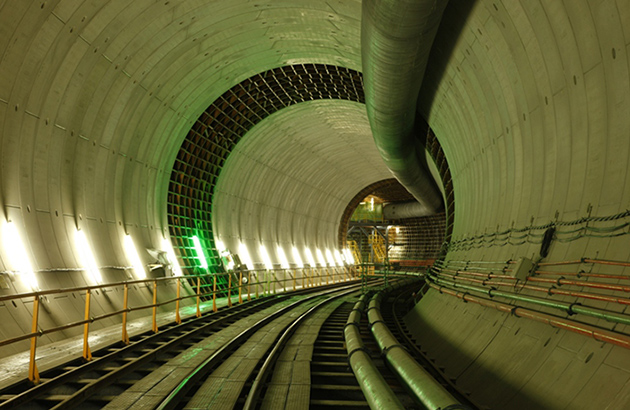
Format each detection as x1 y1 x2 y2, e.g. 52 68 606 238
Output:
0 265 356 384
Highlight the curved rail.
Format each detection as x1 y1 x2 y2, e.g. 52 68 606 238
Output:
242 287 359 409
156 281 364 410
0 293 289 409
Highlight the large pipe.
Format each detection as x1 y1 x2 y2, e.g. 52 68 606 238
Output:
361 0 448 214
383 201 433 219
344 295 404 410
367 293 464 409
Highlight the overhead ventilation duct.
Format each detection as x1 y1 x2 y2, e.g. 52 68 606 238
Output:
383 201 433 220
361 0 448 215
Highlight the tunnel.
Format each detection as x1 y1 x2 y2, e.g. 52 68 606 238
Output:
0 1 629 409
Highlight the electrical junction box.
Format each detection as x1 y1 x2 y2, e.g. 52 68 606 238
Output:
511 257 534 281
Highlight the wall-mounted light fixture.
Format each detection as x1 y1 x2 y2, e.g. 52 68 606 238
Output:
124 234 146 279
162 237 182 276
238 242 254 270
191 235 208 270
325 249 336 267
316 248 327 267
2 221 38 290
76 230 102 284
334 249 344 266
304 248 316 267
343 248 355 265
292 246 304 268
277 246 290 269
259 244 273 270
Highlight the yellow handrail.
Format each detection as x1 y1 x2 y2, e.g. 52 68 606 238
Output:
0 266 353 383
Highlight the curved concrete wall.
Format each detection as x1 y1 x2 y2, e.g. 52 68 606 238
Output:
1 0 629 407
406 1 630 408
0 0 364 353
213 100 392 268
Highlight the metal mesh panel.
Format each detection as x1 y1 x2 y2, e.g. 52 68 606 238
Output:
388 214 446 263
168 64 364 275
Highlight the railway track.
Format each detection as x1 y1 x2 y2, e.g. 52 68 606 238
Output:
154 284 364 410
0 281 363 410
1 276 473 409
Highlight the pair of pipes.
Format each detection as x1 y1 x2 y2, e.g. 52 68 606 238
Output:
345 278 469 409
344 294 405 409
367 290 469 409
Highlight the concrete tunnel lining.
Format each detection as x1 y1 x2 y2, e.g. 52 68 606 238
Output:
0 0 630 408
212 100 392 268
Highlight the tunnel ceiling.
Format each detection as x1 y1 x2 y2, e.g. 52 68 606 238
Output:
2 1 630 408
167 63 389 270
212 99 392 267
0 0 369 276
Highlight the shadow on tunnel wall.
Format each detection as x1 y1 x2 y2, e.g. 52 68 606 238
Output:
404 300 552 410
419 0 479 110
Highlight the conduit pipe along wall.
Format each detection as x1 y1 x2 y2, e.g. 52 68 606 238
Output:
361 0 448 214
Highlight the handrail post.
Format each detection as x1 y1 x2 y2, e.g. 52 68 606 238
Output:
152 280 158 333
256 271 259 299
239 272 243 304
82 289 92 361
266 270 270 296
175 278 182 324
247 271 252 301
212 275 217 312
283 269 287 293
227 273 232 307
196 276 201 318
122 283 130 344
28 295 40 384
292 269 296 291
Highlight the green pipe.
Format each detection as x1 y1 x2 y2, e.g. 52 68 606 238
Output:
344 295 404 410
367 293 462 409
430 273 630 326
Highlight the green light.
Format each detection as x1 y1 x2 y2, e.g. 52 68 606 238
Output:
191 236 208 269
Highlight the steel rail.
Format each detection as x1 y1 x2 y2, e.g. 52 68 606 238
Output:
0 280 359 409
0 295 280 409
242 287 360 409
155 281 365 410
